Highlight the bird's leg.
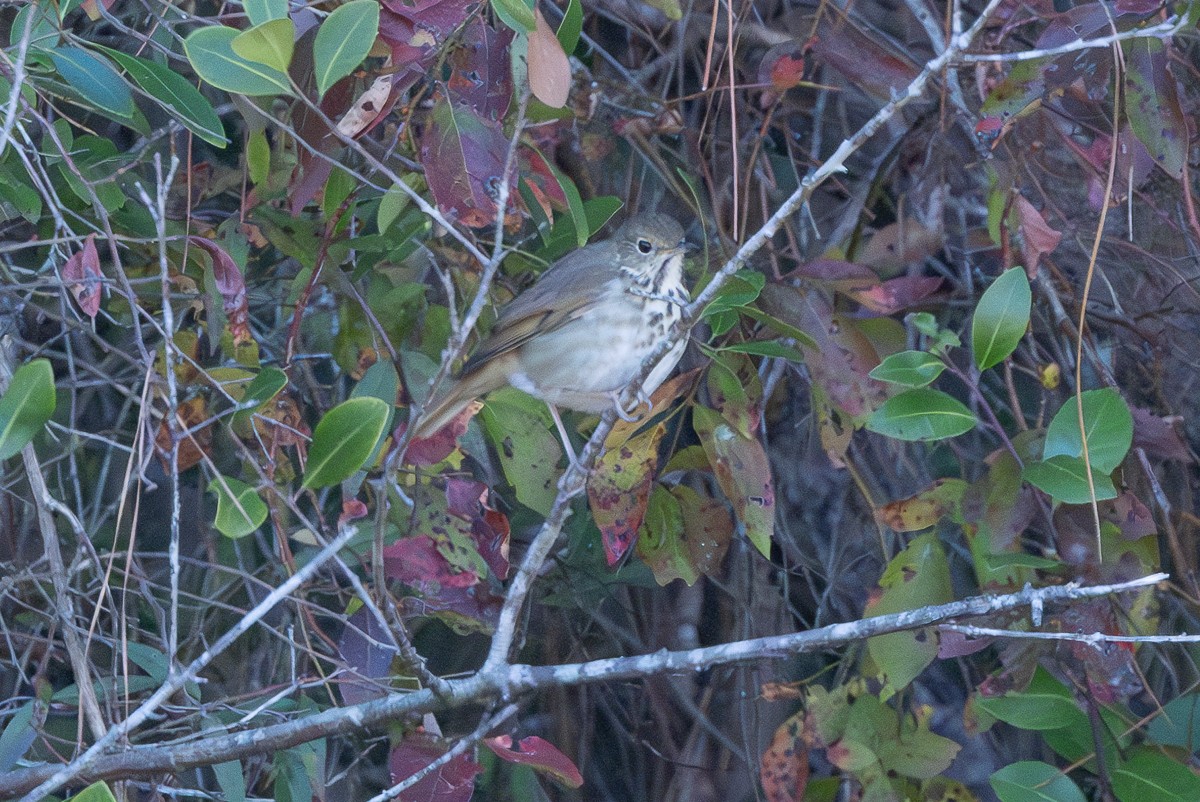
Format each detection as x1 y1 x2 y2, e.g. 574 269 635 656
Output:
546 404 584 470
609 390 645 422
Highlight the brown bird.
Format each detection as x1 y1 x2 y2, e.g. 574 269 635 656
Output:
411 213 691 455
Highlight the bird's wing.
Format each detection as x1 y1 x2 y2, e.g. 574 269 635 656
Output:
462 246 616 370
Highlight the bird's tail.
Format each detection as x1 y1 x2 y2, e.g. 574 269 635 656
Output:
409 362 505 440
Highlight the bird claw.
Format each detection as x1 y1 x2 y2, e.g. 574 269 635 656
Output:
611 388 652 422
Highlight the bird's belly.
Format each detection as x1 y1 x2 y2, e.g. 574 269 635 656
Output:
512 298 682 413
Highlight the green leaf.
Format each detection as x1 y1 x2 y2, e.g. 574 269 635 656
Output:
302 397 390 488
972 267 1031 370
0 701 35 774
978 675 1085 731
865 531 952 696
244 0 288 26
68 782 119 802
208 476 268 538
313 0 379 97
246 129 270 185
549 162 588 248
11 3 59 50
229 364 288 429
377 176 421 234
491 0 536 33
1043 388 1132 474
231 18 295 74
556 0 583 53
1147 694 1200 749
702 270 765 317
47 46 135 120
982 552 1062 570
866 388 975 442
0 359 56 460
869 350 946 388
1023 455 1118 504
97 47 227 147
1111 749 1200 802
184 25 292 97
990 761 1086 802
478 389 561 515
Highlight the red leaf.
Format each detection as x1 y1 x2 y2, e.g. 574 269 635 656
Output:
588 422 667 565
378 0 474 73
188 236 251 345
527 9 571 108
389 734 482 802
485 735 584 788
403 401 481 466
383 535 478 590
62 234 103 318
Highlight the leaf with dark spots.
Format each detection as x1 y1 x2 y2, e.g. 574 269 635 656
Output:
188 236 251 345
421 96 514 228
383 534 478 591
693 405 774 558
876 479 966 533
62 233 102 318
1124 37 1186 179
706 352 761 438
637 485 733 585
446 18 513 120
759 285 887 421
588 421 667 566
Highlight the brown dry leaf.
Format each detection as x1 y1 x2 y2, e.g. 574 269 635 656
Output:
527 9 570 108
61 234 102 319
337 73 394 137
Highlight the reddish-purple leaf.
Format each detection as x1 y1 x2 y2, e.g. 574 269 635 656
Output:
1124 37 1187 179
1011 194 1061 277
62 234 103 318
337 606 399 705
383 534 479 591
420 96 513 228
810 15 918 101
379 0 474 73
847 276 944 314
403 401 481 466
390 734 482 802
937 629 994 659
485 735 584 788
1130 406 1190 462
446 19 513 120
759 285 887 421
527 9 570 108
188 236 251 345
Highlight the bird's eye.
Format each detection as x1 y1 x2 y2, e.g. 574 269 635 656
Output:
637 238 653 254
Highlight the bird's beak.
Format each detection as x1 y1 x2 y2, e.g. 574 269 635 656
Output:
677 239 696 255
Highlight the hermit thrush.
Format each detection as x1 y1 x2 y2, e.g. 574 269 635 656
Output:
412 213 690 452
